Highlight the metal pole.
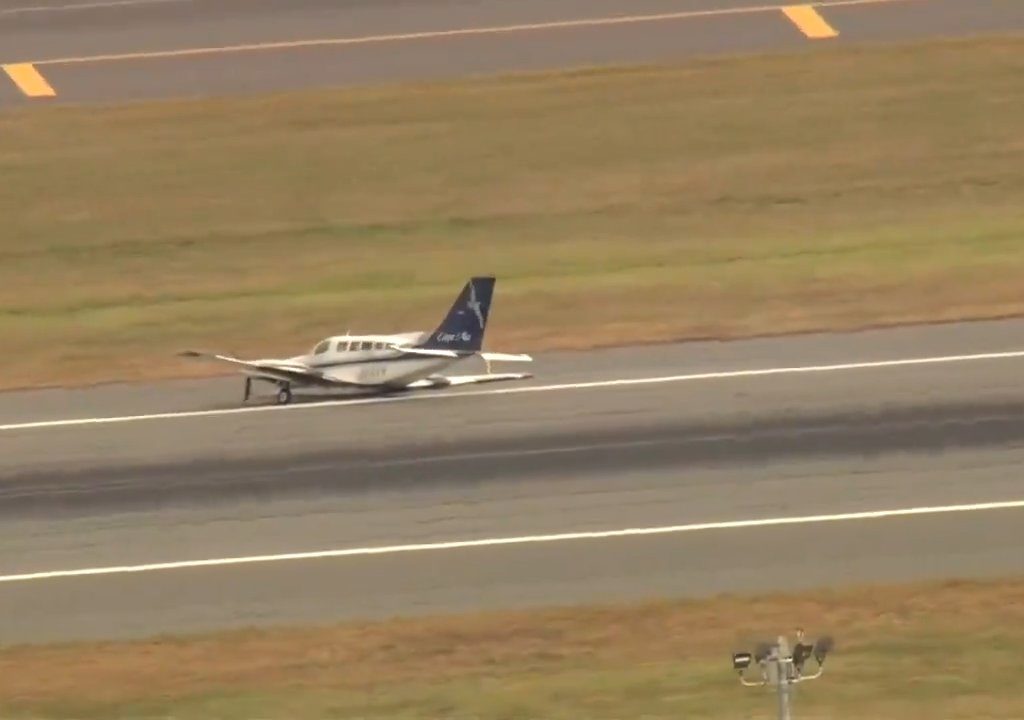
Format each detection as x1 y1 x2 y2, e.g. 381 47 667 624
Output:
776 635 792 720
777 674 791 720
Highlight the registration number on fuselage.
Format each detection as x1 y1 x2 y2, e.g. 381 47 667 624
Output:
357 365 388 382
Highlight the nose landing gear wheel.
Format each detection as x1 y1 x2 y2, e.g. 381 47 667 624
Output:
276 385 292 405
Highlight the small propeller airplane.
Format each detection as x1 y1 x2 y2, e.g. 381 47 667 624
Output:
179 276 533 405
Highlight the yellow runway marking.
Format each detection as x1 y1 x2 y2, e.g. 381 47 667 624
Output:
782 4 840 38
24 0 906 67
2 62 56 97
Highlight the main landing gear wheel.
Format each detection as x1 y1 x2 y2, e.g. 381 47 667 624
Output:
276 385 293 405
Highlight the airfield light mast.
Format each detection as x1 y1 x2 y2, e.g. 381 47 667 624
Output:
730 628 834 720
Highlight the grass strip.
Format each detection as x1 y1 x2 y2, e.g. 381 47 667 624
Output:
2 35 1024 389
2 577 1024 718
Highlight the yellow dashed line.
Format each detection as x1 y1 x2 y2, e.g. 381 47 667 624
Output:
782 4 840 38
2 62 56 97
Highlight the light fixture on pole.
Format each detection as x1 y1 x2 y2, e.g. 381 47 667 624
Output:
731 628 834 720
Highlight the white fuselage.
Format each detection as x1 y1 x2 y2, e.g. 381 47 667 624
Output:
279 333 459 388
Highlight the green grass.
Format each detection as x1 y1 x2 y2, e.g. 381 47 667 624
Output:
3 578 1024 719
3 34 1024 389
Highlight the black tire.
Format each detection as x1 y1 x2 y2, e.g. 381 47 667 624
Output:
277 387 292 405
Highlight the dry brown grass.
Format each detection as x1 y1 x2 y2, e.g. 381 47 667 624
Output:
3 577 1024 718
1 35 1024 390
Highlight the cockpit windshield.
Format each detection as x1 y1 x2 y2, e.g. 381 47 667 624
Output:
312 340 330 354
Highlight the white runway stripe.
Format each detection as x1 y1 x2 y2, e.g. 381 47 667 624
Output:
3 498 1023 584
4 348 1024 432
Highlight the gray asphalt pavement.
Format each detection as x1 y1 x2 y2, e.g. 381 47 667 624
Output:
1 0 1022 105
3 319 1024 643
6 508 1024 644
3 0 1024 644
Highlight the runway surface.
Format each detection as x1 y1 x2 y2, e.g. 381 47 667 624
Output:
3 318 1024 643
1 0 1023 105
3 0 1024 645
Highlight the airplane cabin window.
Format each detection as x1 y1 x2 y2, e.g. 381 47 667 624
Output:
359 341 372 351
336 340 349 352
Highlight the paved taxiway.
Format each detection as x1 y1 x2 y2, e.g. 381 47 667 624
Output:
3 319 1024 642
2 0 1023 105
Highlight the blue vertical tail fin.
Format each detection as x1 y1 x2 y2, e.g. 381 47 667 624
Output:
419 276 495 353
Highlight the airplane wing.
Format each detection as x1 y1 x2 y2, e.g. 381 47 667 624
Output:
480 352 532 362
386 345 461 358
405 372 533 389
388 346 532 362
178 350 349 387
